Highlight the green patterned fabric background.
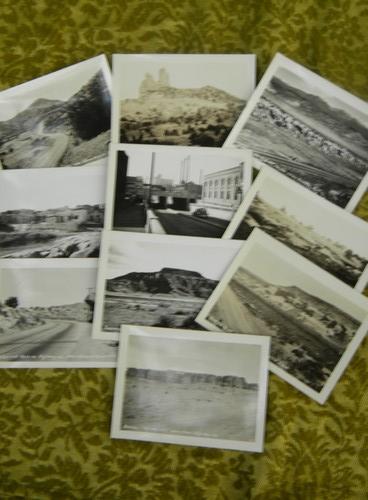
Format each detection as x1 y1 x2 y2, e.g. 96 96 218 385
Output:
0 1 367 498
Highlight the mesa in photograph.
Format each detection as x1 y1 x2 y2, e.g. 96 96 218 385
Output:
92 231 242 340
197 229 368 403
110 145 252 238
0 262 117 366
225 53 368 208
0 55 111 170
113 54 255 146
0 166 105 258
111 326 269 451
223 169 368 290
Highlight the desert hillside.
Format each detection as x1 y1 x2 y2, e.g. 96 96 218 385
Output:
106 267 217 298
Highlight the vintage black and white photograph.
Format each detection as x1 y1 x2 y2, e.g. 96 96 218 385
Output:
223 168 368 290
106 144 252 238
224 53 368 208
92 231 242 340
0 260 117 367
0 166 105 258
111 326 269 451
112 54 256 146
197 229 368 404
0 55 111 170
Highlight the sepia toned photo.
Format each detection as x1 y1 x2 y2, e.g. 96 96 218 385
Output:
112 54 256 147
0 55 111 170
111 326 270 451
106 144 252 238
0 260 117 367
92 231 242 340
197 229 368 404
0 166 105 258
225 53 368 208
223 168 368 290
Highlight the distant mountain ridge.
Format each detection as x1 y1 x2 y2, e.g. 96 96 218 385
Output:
106 267 217 298
268 76 368 153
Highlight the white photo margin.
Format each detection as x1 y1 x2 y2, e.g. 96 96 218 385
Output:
110 325 270 452
197 228 368 404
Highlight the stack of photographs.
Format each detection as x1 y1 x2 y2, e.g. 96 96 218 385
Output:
2 50 368 451
0 55 117 367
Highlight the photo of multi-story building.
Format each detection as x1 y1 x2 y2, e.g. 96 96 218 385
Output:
110 146 252 238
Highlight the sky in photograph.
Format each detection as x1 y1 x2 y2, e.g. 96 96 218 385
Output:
0 57 107 121
126 333 261 382
274 65 368 128
0 265 97 307
123 148 247 185
235 239 367 322
106 232 241 281
0 166 105 212
250 173 368 257
116 55 255 100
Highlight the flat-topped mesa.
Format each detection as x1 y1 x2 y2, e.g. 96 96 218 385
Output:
106 267 217 297
126 367 257 390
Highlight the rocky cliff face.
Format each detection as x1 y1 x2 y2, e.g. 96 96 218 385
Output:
0 70 111 169
106 267 217 298
127 367 256 390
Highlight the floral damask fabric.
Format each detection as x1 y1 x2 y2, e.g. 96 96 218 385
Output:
0 0 368 498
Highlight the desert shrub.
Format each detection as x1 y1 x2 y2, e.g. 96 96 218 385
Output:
5 297 18 308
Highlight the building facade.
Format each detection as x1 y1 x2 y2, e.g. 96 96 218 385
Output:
201 164 244 210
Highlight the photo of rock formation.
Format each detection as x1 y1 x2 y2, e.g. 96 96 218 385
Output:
96 232 241 337
122 367 258 440
103 266 217 331
117 331 262 444
120 67 246 147
204 236 367 394
0 69 111 170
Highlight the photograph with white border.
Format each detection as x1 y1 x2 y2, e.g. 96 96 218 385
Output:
222 168 368 291
112 54 256 146
197 229 368 404
224 52 368 208
92 231 242 341
0 55 111 170
0 165 106 258
0 259 117 367
111 325 269 452
106 144 252 238
345 172 368 214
